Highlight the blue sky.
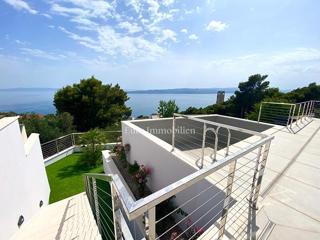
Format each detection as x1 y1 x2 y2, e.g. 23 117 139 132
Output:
0 0 319 90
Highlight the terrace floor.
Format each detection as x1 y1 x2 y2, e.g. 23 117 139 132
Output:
195 119 320 239
256 119 320 240
11 193 101 240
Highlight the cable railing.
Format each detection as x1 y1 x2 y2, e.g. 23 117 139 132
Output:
41 131 122 159
84 115 274 240
171 113 266 169
257 100 319 133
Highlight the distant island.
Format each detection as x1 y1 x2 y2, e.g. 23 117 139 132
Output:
127 88 237 94
0 87 237 94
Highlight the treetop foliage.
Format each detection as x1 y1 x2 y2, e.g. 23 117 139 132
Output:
20 112 75 143
183 74 320 120
54 76 131 131
158 100 179 118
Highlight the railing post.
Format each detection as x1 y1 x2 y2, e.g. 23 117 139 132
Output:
171 115 176 152
112 184 120 240
296 103 301 126
305 101 310 120
145 207 156 240
55 139 59 153
301 102 306 123
308 101 314 118
71 133 76 146
286 105 293 128
197 123 207 169
92 178 102 233
251 141 271 208
257 103 263 123
290 104 296 129
218 160 237 239
248 146 263 206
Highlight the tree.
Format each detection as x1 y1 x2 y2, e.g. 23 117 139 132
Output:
157 100 179 118
20 112 75 143
285 82 320 102
80 129 106 167
54 76 132 131
233 74 270 118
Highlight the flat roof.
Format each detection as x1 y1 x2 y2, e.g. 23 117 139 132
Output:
0 116 19 131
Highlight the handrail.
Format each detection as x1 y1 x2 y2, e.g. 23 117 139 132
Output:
41 133 74 145
41 130 121 146
109 135 274 220
258 100 317 133
174 113 267 137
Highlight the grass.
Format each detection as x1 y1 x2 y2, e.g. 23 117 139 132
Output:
46 153 104 203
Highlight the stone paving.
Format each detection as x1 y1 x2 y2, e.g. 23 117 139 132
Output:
11 193 101 240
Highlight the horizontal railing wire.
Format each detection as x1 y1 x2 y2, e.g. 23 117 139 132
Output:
154 150 261 240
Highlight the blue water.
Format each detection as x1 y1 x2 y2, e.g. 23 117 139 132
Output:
0 89 232 117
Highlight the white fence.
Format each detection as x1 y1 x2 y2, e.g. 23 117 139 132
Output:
258 100 319 133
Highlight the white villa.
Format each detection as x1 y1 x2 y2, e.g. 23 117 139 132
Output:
0 101 319 240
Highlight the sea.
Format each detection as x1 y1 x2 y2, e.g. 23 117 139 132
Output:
0 89 232 117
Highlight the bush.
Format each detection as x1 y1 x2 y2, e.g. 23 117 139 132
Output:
79 129 106 167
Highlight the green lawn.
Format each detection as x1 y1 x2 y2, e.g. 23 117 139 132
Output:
46 153 104 203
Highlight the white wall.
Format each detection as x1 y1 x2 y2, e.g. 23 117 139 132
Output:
121 121 229 231
0 117 50 240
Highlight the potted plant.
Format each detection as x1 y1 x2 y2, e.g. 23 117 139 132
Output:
134 164 151 197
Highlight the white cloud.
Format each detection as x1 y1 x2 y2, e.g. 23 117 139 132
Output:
51 3 88 17
15 39 27 45
146 0 160 14
189 34 198 40
118 21 142 34
97 26 165 59
205 48 320 77
42 13 52 18
162 0 174 6
126 0 141 13
180 28 188 34
58 26 101 51
158 29 177 42
50 0 184 62
206 20 228 32
20 48 65 60
3 0 37 14
59 26 164 60
71 17 98 28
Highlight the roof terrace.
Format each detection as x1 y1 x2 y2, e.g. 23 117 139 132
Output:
6 100 320 240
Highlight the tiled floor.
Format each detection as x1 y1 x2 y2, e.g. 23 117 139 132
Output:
256 119 320 239
11 193 102 240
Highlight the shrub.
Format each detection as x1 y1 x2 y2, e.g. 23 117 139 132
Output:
79 129 106 167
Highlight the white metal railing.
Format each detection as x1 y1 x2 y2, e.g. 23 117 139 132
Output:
172 113 266 169
85 116 274 240
258 100 318 133
41 131 121 159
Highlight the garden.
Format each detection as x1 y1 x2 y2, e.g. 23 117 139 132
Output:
46 129 108 203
